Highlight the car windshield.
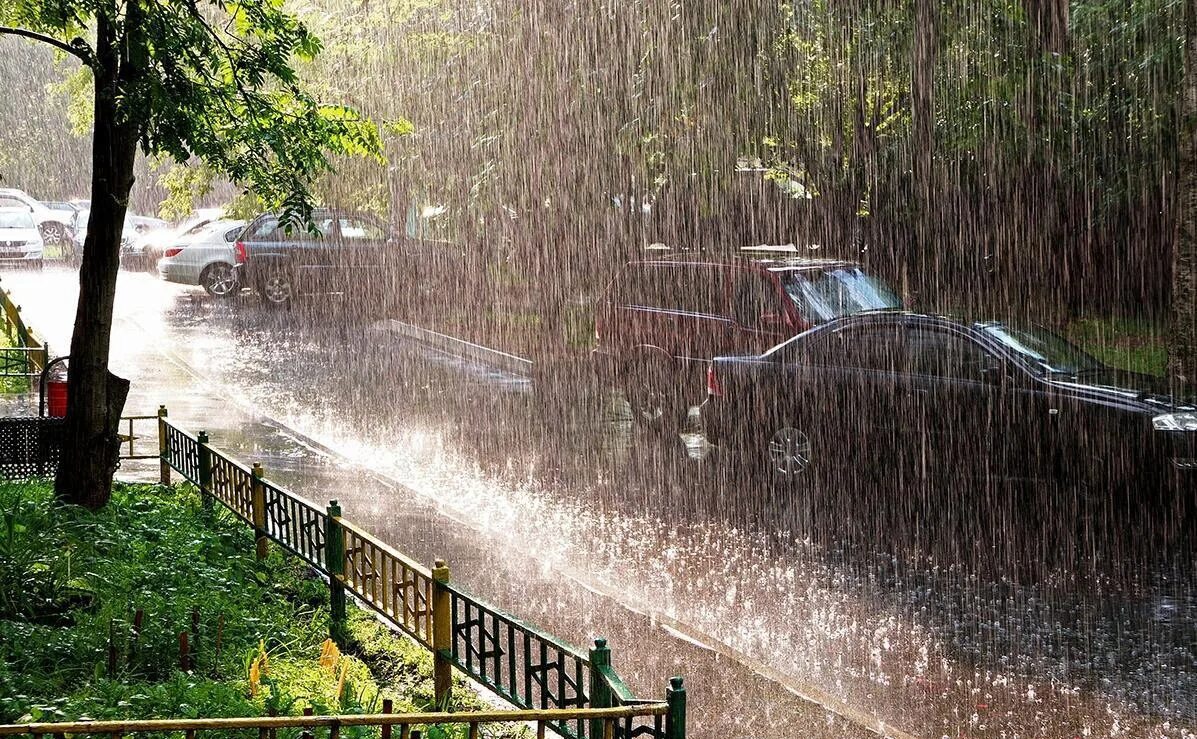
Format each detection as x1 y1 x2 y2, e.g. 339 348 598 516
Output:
0 211 35 229
781 267 901 323
979 323 1105 377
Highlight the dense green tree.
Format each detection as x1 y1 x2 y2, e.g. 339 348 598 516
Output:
1171 0 1196 382
0 0 380 509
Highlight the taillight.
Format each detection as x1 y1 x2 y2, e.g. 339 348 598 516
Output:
706 364 723 397
234 241 247 264
163 247 183 258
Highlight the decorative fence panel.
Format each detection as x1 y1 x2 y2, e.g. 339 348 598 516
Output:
0 416 62 477
263 480 328 569
447 587 590 738
156 416 685 739
339 519 433 647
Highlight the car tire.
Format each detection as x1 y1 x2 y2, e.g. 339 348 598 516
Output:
200 263 239 298
623 358 684 433
260 269 294 307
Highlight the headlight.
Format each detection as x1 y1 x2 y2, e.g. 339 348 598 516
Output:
1153 412 1197 431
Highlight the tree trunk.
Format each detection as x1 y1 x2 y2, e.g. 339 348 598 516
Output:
1169 0 1197 384
54 6 138 510
912 0 936 288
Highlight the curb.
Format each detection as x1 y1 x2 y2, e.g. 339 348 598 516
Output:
369 319 534 376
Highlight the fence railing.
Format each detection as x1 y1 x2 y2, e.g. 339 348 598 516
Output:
157 410 685 739
0 281 47 378
0 705 673 739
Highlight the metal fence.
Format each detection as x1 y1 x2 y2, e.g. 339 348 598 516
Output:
158 412 685 739
0 705 673 739
0 414 160 478
0 282 47 380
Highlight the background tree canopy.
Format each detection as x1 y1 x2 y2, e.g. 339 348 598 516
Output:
1 0 1191 320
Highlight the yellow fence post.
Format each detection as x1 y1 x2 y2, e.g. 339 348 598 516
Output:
432 559 453 708
251 464 268 561
157 406 170 485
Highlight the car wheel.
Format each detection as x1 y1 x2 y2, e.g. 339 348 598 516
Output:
765 423 814 478
39 222 65 246
624 358 683 432
260 270 294 306
201 263 239 298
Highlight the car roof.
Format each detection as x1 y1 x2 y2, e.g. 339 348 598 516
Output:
631 252 860 272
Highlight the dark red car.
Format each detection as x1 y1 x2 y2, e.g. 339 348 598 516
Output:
592 247 902 428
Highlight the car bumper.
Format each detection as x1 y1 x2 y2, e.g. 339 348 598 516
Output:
157 259 202 285
591 348 621 385
698 396 728 445
0 250 44 263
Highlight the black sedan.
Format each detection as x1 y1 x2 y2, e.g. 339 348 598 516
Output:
701 311 1196 494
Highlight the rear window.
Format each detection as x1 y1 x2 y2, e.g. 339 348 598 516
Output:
615 264 726 315
781 267 900 323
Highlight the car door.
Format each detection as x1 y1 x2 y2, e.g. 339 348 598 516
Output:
725 268 791 356
334 213 393 296
780 322 906 475
902 326 1003 484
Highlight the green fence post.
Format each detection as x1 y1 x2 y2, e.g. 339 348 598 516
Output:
157 406 170 485
665 676 686 739
325 500 348 646
432 559 453 708
251 463 268 561
588 638 613 739
197 431 212 514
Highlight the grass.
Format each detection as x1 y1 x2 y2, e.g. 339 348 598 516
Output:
0 481 525 738
1066 316 1168 377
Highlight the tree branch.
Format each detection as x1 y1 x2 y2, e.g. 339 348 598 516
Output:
0 26 93 66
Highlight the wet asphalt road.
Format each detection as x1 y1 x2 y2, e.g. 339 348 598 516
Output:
3 266 1194 738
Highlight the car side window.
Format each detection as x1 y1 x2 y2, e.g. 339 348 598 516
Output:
905 328 991 381
733 272 776 327
338 217 386 241
834 326 904 372
223 226 241 242
252 217 280 239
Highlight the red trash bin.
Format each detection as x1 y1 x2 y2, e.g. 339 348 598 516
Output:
40 356 70 418
46 380 68 417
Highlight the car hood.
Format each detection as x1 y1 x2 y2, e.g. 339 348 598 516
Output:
0 228 41 243
1045 369 1197 413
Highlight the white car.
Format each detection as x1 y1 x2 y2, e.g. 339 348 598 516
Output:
128 208 224 270
0 188 72 246
70 207 168 262
0 207 45 268
157 218 246 296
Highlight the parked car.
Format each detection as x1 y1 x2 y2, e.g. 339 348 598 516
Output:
233 209 417 306
702 311 1196 495
0 207 45 268
0 188 73 246
68 207 169 263
592 247 902 427
157 218 247 296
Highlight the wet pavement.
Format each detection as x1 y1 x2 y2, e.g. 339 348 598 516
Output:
3 266 1194 738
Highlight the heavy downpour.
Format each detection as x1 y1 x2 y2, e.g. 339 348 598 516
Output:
0 2 1195 738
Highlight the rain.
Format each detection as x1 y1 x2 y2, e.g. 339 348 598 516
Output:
1 1 1196 737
